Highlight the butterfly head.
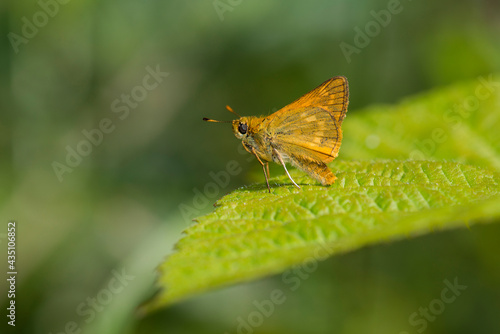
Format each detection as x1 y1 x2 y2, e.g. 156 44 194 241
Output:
232 117 250 139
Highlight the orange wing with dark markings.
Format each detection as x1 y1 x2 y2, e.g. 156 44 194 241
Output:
266 76 349 163
270 76 349 124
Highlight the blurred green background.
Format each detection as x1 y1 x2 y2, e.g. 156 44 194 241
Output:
1 0 500 333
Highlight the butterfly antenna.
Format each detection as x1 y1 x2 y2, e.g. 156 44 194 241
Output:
203 105 241 123
202 118 232 123
226 105 241 118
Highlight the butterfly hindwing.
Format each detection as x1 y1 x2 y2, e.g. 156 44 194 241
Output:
270 107 342 162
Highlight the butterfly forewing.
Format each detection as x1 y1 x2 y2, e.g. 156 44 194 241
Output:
270 76 349 124
267 76 349 162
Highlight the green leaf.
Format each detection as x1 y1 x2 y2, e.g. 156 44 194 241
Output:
143 75 500 311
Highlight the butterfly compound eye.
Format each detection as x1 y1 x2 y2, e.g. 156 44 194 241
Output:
238 123 248 135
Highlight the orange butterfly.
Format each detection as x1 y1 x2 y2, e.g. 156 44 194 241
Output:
204 76 349 192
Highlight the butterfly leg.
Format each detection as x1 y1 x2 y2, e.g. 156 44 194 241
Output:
272 148 301 189
262 162 270 193
250 147 271 192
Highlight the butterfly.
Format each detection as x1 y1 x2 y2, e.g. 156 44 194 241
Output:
204 76 349 192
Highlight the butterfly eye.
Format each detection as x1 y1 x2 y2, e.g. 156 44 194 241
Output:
238 123 248 135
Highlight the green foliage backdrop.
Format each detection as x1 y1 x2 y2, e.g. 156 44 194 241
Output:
1 1 500 334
